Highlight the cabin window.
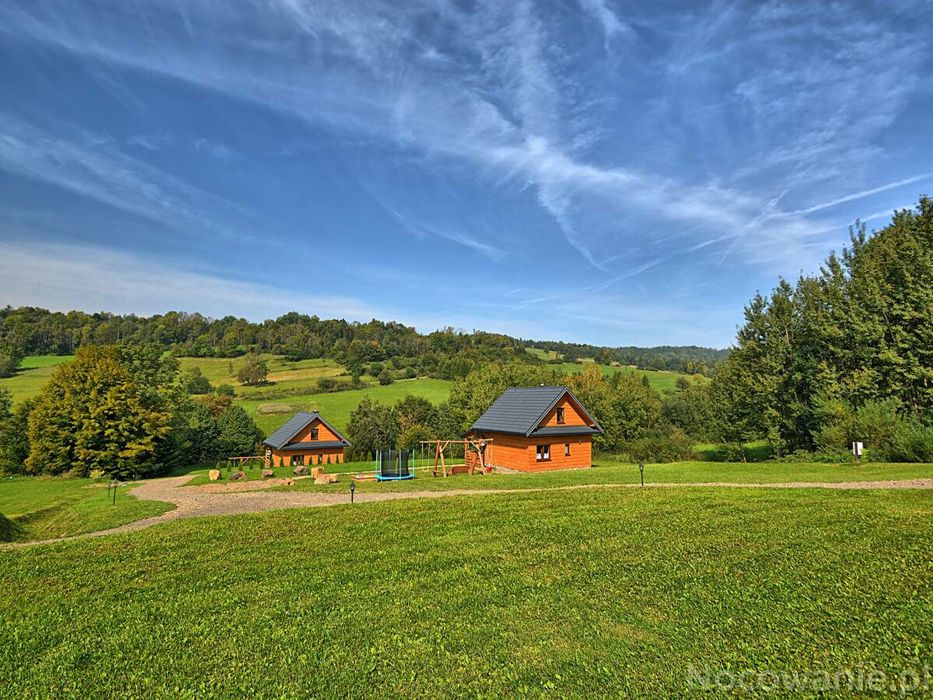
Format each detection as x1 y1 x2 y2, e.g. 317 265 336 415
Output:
536 444 550 462
290 454 305 466
310 428 319 439
556 407 565 424
564 443 571 456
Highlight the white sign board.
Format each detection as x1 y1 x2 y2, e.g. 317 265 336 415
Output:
852 441 864 458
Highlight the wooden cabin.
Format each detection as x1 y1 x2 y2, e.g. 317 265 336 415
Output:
465 386 603 472
263 412 351 468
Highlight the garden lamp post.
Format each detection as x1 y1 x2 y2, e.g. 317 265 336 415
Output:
350 481 355 504
639 461 644 487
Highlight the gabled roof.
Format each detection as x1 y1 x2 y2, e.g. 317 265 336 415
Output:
468 386 603 437
262 412 351 449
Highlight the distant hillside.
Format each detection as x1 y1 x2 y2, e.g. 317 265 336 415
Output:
0 306 727 381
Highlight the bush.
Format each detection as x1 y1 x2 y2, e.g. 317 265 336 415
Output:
875 420 933 463
624 430 697 463
215 383 235 397
0 354 19 379
182 367 212 395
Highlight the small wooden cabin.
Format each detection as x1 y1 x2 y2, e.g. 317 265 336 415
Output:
465 386 602 472
263 412 351 468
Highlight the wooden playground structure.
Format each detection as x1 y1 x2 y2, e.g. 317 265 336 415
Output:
420 438 494 477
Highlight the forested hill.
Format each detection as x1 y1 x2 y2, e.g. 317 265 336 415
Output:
0 307 726 380
525 341 728 375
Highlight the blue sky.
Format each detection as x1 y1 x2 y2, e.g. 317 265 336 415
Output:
1 1 931 348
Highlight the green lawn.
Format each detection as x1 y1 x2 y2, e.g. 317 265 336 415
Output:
1 486 930 696
0 355 73 403
275 458 933 496
0 476 172 542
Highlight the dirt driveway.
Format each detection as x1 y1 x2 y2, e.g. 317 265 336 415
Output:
6 475 933 548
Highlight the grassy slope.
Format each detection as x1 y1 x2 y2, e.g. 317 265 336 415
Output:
241 378 452 434
1 487 930 696
0 355 73 403
0 477 172 542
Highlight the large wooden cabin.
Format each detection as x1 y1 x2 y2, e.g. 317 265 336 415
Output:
263 412 351 467
465 386 603 472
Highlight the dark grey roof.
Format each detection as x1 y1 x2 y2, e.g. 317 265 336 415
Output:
263 412 350 449
530 425 602 437
280 441 348 451
468 386 602 436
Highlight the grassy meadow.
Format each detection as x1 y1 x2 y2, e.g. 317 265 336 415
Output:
0 476 172 543
1 485 930 696
0 355 73 403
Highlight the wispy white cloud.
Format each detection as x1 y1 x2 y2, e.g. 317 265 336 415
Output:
0 240 379 321
0 112 264 243
778 172 933 216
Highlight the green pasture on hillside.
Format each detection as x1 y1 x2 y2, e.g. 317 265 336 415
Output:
1 486 930 695
241 378 452 434
1 355 452 437
0 355 73 403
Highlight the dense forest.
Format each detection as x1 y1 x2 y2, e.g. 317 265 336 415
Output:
0 307 725 381
704 197 933 459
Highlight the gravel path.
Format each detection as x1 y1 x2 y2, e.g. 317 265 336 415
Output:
4 475 932 549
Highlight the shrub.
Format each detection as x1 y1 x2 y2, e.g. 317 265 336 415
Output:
182 367 212 395
624 429 697 463
875 421 933 463
0 354 19 379
215 383 235 397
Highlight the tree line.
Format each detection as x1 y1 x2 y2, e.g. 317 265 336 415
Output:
0 307 726 383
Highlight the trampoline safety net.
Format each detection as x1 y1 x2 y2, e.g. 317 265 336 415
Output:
377 449 411 478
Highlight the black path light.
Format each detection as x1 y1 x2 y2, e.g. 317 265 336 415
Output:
639 461 644 487
350 480 356 504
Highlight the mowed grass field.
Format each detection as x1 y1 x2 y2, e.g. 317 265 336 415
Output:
0 477 172 542
1 485 930 695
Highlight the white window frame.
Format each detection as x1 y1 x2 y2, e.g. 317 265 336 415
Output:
536 444 550 462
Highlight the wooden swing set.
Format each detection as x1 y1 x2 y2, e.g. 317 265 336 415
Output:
420 438 494 477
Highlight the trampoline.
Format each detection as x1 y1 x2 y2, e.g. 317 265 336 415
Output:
375 449 415 481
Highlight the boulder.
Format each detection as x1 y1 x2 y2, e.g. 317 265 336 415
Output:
261 469 275 479
314 473 339 485
229 470 245 481
208 469 222 482
284 478 294 486
293 465 309 477
311 466 325 479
